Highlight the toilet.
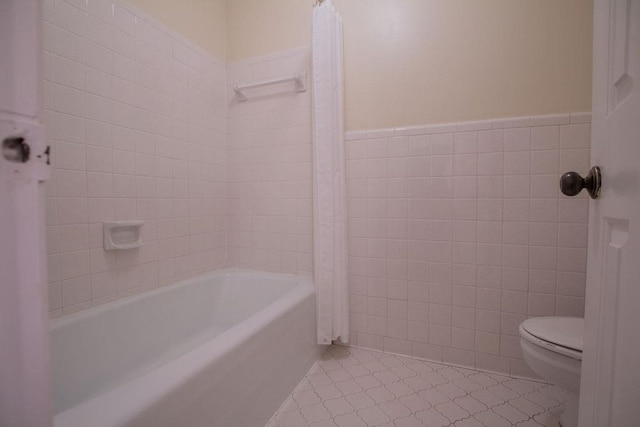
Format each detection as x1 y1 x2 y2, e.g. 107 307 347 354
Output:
519 316 583 427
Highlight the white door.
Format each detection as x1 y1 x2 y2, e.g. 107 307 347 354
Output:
578 1 640 426
0 1 52 426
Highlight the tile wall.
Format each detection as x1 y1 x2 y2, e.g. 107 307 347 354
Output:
43 0 227 317
44 2 590 381
344 114 591 377
226 49 314 275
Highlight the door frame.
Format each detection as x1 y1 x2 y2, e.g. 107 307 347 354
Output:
0 1 52 426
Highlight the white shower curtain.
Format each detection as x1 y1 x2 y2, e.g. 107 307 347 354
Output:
312 0 349 345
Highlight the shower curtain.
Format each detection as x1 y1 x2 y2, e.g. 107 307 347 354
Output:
312 0 349 345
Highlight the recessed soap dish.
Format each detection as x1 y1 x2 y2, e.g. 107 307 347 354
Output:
103 221 143 251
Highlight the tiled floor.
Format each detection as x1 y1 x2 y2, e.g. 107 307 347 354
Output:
266 346 566 427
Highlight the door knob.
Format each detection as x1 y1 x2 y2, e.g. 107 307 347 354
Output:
560 166 601 199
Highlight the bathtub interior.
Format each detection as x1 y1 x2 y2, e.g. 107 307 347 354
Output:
50 270 300 415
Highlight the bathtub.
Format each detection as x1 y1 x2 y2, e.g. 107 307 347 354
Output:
51 269 324 427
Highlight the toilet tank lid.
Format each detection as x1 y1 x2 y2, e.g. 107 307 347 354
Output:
521 317 584 352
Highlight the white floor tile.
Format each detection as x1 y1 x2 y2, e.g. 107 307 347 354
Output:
266 346 565 426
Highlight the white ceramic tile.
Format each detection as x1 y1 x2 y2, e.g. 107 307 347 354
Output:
558 199 589 223
457 121 492 132
49 2 589 379
491 116 530 129
52 24 87 65
503 152 530 175
502 268 529 292
424 123 457 135
88 0 113 22
530 175 559 198
112 27 136 60
477 152 503 176
268 346 564 426
529 114 571 127
85 40 113 73
503 175 530 199
559 124 591 149
47 0 227 315
395 126 426 136
113 3 136 35
503 199 529 222
559 149 590 174
529 198 559 223
54 0 87 38
430 134 454 157
530 150 558 174
477 130 503 153
556 295 586 317
530 126 559 151
454 132 478 154
503 128 530 152
61 275 91 306
570 112 592 124
454 154 478 177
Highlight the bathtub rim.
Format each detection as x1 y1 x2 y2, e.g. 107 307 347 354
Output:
53 269 317 427
50 268 311 331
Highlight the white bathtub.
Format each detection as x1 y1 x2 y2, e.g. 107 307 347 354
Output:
51 269 324 427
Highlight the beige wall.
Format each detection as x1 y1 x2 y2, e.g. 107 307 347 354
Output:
227 0 593 131
128 0 593 130
128 0 227 60
226 0 311 62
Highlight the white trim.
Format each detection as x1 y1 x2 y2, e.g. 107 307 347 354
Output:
344 112 592 140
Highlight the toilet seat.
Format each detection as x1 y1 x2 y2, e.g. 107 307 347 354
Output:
519 317 583 361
